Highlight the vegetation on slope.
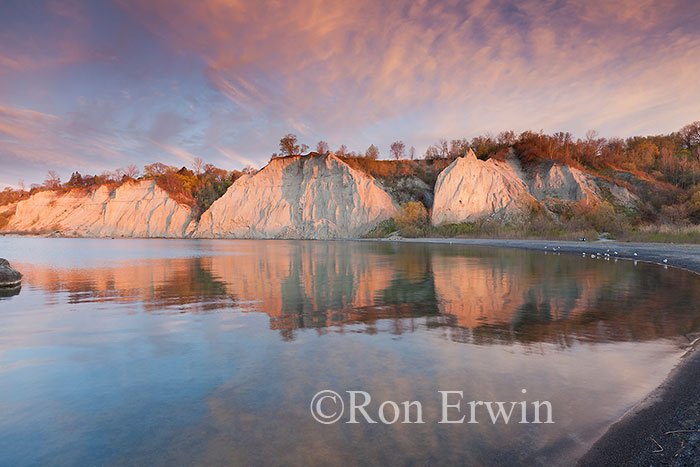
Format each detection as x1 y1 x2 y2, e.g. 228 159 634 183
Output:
353 122 700 241
1 159 255 220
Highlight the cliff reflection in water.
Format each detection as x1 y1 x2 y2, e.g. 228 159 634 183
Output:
18 241 700 346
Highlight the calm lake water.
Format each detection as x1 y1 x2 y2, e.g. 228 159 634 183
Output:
1 237 699 466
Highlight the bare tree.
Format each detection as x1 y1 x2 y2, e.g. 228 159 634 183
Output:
497 131 516 146
18 180 25 191
101 170 116 183
143 162 175 177
125 164 140 179
390 141 406 160
192 157 205 175
336 144 348 157
44 170 61 190
409 146 416 160
438 139 450 159
584 130 605 157
680 121 700 160
365 144 380 159
425 145 441 160
450 139 469 158
316 141 329 153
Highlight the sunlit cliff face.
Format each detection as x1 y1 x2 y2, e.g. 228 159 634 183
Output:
14 241 700 345
2 0 700 187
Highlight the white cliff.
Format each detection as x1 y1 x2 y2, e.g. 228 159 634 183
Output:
432 150 638 226
195 152 397 239
4 180 196 237
526 160 637 206
526 162 599 203
431 149 535 226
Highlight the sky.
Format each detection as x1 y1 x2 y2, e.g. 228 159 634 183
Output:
1 0 699 188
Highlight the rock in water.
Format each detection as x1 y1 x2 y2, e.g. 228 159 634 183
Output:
0 258 22 288
195 152 397 239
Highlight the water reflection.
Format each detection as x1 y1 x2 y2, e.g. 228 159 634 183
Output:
12 240 700 346
2 238 700 466
0 286 20 298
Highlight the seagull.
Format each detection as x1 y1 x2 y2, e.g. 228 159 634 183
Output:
633 252 638 256
614 251 618 255
663 259 668 264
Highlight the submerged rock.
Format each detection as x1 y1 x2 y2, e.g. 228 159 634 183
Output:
0 258 22 288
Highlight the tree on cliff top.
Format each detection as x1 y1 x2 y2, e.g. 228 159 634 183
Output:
680 121 700 160
336 144 348 157
366 144 380 159
279 134 309 157
390 141 406 160
316 140 329 154
44 170 61 190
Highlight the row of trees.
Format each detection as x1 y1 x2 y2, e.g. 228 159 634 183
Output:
417 122 700 189
272 121 700 180
271 133 418 161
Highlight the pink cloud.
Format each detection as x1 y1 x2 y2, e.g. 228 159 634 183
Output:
2 0 699 185
114 0 700 142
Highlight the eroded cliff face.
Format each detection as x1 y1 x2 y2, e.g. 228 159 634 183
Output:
432 150 638 226
195 152 397 239
4 180 195 237
3 150 642 238
526 160 638 207
431 149 535 226
526 161 600 203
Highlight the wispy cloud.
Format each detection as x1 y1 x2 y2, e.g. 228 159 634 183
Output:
1 0 700 187
118 0 700 136
151 140 197 164
215 146 257 168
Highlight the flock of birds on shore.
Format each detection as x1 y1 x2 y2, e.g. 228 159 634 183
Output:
543 245 669 267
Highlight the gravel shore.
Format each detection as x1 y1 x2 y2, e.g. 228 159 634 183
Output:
361 237 700 466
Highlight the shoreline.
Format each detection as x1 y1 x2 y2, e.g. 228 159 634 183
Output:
358 237 700 276
358 236 700 466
